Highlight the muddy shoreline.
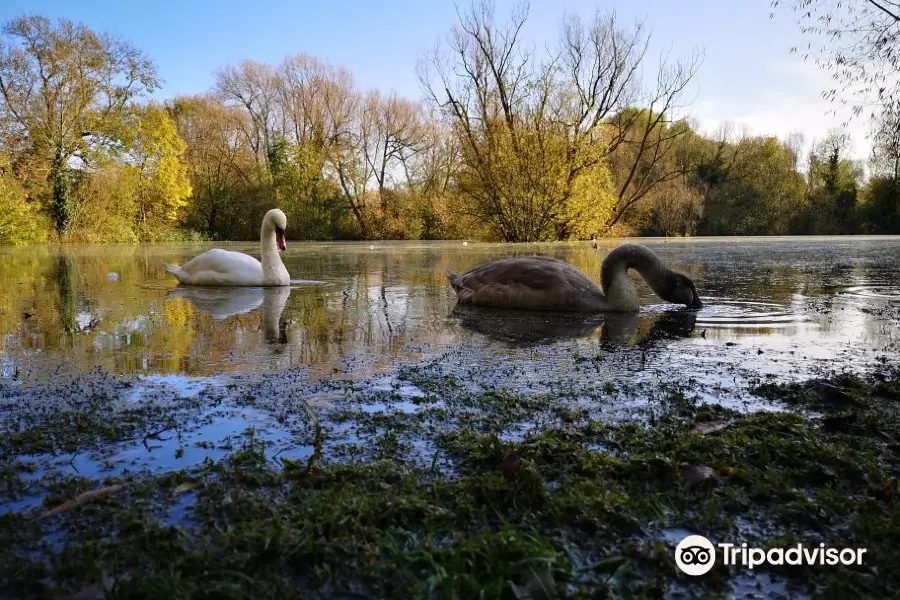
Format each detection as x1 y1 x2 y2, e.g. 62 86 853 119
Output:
2 351 899 599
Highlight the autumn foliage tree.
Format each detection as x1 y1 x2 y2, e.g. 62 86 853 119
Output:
419 1 702 241
769 1 899 235
128 104 193 240
0 15 160 237
0 149 46 245
169 95 260 239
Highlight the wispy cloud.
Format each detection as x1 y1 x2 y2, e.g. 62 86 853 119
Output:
692 59 874 162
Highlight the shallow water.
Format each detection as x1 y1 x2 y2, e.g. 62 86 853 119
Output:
3 236 900 478
1 237 898 382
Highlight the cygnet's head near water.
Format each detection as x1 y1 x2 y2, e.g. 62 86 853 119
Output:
662 271 703 309
265 208 288 251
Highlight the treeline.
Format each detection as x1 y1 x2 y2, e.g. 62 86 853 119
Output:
625 118 900 236
1 3 899 246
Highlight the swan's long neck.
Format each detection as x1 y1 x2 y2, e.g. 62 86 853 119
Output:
599 245 670 309
260 221 285 284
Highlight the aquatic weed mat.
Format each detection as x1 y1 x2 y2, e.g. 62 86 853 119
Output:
2 365 900 598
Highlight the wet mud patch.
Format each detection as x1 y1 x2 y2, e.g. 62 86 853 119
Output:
1 334 890 513
0 372 322 516
2 360 900 598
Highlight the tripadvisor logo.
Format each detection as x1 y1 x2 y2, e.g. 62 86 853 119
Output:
675 535 716 576
674 535 868 576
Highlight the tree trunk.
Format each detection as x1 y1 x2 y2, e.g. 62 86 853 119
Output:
50 148 72 237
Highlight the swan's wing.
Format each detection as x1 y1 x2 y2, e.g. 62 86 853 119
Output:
180 249 261 274
171 249 266 286
450 256 602 311
457 256 596 289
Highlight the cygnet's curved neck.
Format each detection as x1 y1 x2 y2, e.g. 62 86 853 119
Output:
600 244 670 299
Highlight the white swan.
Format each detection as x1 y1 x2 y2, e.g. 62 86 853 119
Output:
163 209 291 287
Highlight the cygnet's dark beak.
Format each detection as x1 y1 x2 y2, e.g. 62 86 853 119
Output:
276 227 286 251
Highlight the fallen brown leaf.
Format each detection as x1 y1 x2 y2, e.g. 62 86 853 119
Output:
173 481 202 494
500 451 522 480
682 464 717 488
872 477 898 501
695 421 730 435
39 484 127 520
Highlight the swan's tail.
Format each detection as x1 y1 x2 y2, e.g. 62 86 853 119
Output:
162 262 187 283
445 270 461 288
445 270 474 302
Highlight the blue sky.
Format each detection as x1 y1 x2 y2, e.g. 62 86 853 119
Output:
0 0 872 160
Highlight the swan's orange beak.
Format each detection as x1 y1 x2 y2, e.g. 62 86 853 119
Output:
277 232 286 252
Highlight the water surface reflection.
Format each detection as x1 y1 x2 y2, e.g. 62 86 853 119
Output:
169 286 291 344
0 237 898 382
450 305 698 347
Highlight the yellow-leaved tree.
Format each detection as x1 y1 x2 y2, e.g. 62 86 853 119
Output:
128 104 193 240
421 1 701 241
452 118 617 241
0 152 49 245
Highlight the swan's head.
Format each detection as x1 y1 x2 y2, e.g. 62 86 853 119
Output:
662 271 703 309
265 209 287 251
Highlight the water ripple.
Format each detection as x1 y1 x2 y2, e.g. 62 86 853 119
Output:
837 284 900 299
696 298 808 329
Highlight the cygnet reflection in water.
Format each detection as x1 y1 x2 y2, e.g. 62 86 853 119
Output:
450 305 697 347
167 285 291 344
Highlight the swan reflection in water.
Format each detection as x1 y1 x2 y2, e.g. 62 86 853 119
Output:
450 304 697 348
167 285 291 344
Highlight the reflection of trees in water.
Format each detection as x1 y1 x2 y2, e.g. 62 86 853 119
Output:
1 241 899 379
0 246 57 353
54 253 79 337
53 251 105 339
290 260 456 378
817 263 900 343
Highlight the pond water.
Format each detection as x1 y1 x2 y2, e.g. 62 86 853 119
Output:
1 237 898 390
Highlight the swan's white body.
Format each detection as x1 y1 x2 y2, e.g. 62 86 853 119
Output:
163 209 290 287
